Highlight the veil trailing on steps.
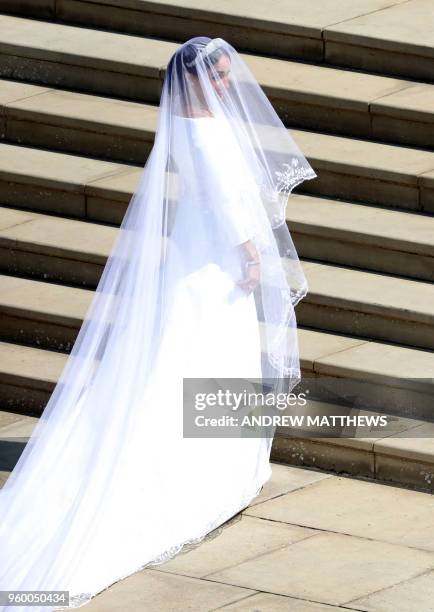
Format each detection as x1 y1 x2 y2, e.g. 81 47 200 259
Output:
0 36 317 610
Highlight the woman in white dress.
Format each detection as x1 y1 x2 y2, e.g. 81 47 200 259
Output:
0 37 317 610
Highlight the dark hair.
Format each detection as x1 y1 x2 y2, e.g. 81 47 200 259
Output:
165 39 231 93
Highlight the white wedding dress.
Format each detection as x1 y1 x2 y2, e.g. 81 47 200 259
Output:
0 115 273 611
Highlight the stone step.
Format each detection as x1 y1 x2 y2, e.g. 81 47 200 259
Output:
271 400 434 494
0 342 64 415
0 410 40 478
0 328 433 421
1 77 434 164
2 192 434 288
1 134 434 227
1 0 433 82
300 260 434 350
0 329 433 496
0 14 176 104
0 206 115 287
0 142 133 220
2 403 434 493
289 196 434 283
0 80 156 164
1 249 433 356
0 274 90 353
0 17 433 149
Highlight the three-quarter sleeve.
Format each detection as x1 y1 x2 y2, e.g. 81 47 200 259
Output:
215 186 257 246
195 122 262 247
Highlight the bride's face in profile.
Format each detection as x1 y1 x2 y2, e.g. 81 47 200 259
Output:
208 54 231 98
188 52 231 106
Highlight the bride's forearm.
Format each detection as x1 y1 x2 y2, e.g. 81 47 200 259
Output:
236 239 261 292
237 239 259 263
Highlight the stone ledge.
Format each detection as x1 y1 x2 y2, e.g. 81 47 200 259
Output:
1 326 433 417
272 415 434 493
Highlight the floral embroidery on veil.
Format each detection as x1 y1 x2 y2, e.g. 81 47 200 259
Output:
275 157 316 194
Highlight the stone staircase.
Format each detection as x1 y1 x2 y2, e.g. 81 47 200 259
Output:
0 2 434 492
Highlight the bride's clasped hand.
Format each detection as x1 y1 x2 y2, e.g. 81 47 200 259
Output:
236 238 261 294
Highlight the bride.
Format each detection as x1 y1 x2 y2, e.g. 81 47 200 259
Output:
0 37 317 610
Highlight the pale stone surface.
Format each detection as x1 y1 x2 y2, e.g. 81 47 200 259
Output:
0 341 65 386
244 475 434 551
6 88 158 136
244 54 412 109
77 0 407 32
0 274 92 324
219 592 347 611
2 253 434 364
207 531 434 605
0 414 38 438
275 404 375 449
335 411 422 442
1 58 430 155
0 80 49 106
2 118 434 214
253 462 332 504
305 306 429 356
84 567 256 611
288 194 434 254
326 0 434 54
305 259 434 324
374 422 434 463
0 142 125 191
0 15 177 75
293 128 434 182
0 470 8 486
0 214 117 261
296 327 366 371
349 569 434 611
158 515 315 578
371 83 434 122
3 313 430 421
296 329 432 420
0 207 36 231
275 402 422 449
2 448 434 607
315 338 434 388
297 225 434 283
0 410 27 430
86 169 142 201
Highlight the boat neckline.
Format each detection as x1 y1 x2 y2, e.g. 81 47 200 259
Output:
174 115 217 120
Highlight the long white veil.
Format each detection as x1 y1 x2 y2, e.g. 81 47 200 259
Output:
165 36 318 383
0 36 317 609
